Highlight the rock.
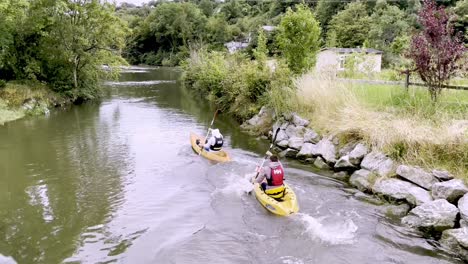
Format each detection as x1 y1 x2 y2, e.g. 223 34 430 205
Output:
285 124 305 138
432 169 454 181
383 204 411 217
274 130 288 143
338 142 357 157
292 113 310 127
296 143 315 159
313 157 330 170
353 192 384 205
288 137 304 150
459 194 468 224
461 219 468 228
396 165 437 190
279 148 299 158
349 169 374 192
361 151 396 177
440 228 468 262
277 139 289 149
342 188 360 195
305 158 315 163
432 179 468 203
334 155 357 170
311 137 337 164
303 128 320 144
372 178 432 206
402 199 459 233
348 143 368 165
245 106 274 127
330 171 349 182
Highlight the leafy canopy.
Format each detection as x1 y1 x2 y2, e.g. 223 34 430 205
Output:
276 4 321 74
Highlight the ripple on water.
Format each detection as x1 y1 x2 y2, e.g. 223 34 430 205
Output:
104 80 176 86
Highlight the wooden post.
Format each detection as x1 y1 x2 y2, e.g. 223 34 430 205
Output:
404 70 410 91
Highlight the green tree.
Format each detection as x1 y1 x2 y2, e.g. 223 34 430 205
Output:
314 0 347 35
199 0 215 17
276 4 321 74
328 2 371 48
453 0 468 44
41 0 128 97
368 1 410 66
253 28 268 65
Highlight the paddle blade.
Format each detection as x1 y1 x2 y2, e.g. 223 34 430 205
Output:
272 127 281 144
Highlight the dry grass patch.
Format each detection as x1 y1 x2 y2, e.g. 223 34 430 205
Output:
294 74 468 179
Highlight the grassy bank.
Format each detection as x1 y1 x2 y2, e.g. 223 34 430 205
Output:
295 75 468 179
182 52 468 179
0 82 65 125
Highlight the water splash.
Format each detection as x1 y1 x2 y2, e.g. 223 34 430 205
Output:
212 173 255 197
280 256 304 264
296 213 358 245
0 254 17 264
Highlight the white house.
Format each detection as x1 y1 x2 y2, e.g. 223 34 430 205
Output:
315 48 383 73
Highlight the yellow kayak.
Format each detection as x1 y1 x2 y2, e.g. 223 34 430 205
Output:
190 132 231 163
252 182 299 216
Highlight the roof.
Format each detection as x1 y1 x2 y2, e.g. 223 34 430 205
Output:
321 48 383 54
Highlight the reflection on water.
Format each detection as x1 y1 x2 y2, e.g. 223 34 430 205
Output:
0 67 462 264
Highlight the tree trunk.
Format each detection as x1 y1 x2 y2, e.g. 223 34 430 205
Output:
73 55 79 89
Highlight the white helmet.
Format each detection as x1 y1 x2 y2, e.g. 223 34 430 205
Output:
212 129 222 137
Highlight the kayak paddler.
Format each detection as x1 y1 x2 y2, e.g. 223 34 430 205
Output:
196 128 224 152
255 151 286 199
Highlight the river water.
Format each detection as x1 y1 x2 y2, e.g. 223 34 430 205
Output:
0 67 462 264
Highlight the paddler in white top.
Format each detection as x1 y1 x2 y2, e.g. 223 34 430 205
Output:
196 128 224 152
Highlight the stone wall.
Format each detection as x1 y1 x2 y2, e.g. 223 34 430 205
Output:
242 108 468 261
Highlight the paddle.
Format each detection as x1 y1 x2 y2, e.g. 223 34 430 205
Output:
251 127 281 185
199 109 219 155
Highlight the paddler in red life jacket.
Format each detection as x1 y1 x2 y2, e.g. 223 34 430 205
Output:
255 153 286 199
196 128 224 152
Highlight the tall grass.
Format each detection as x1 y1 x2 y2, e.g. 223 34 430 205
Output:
294 74 468 179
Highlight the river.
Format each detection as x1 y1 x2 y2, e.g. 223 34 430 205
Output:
0 67 462 264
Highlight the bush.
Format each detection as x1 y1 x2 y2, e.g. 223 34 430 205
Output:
0 80 6 89
182 50 293 121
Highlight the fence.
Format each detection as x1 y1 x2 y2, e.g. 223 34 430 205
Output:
403 71 468 91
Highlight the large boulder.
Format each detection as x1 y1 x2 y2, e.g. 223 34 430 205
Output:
285 124 305 138
432 179 468 203
402 199 459 233
432 169 454 181
383 203 411 217
313 157 330 170
372 178 432 206
0 255 17 264
440 228 468 262
276 139 289 149
361 151 396 177
291 113 310 127
348 143 368 166
334 155 357 170
303 128 320 144
274 130 288 144
244 106 274 127
296 143 315 159
279 148 299 158
288 137 304 150
396 165 437 190
353 191 384 205
349 169 375 192
459 194 468 224
338 142 357 157
311 137 337 164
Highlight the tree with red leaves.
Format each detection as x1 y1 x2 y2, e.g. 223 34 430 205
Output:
408 0 466 101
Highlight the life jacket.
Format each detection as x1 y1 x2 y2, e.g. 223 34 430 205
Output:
267 166 284 186
209 136 223 151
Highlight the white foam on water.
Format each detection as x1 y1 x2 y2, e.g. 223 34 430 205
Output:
0 254 17 264
280 256 304 264
212 172 255 197
296 213 358 245
104 80 175 86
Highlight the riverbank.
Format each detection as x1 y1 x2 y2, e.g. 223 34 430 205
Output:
0 82 67 125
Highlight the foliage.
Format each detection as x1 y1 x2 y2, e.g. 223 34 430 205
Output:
182 50 292 121
368 3 410 67
453 0 468 44
408 0 466 101
253 28 268 65
276 4 321 74
314 0 347 35
328 2 371 48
